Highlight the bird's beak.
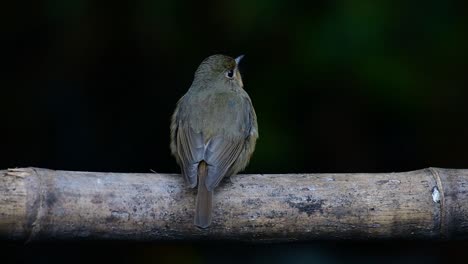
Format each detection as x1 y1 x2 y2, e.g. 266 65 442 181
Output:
235 55 244 65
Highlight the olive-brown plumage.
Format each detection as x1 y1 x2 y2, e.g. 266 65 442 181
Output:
170 54 258 228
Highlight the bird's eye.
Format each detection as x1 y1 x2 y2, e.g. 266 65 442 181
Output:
225 69 234 79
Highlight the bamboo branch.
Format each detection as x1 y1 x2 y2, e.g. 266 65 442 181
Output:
1 167 467 241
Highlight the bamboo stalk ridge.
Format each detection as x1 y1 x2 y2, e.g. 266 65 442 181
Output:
0 167 467 241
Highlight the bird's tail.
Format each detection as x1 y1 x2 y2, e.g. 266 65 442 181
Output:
194 161 213 228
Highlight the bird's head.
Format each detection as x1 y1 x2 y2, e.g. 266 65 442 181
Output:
193 54 244 90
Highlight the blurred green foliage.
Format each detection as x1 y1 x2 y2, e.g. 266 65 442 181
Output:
2 0 468 173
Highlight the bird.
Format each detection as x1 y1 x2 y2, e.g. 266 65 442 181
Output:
170 54 258 228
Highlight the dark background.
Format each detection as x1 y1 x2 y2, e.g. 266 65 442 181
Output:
1 0 468 263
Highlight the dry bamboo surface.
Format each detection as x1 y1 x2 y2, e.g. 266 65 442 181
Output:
0 167 467 242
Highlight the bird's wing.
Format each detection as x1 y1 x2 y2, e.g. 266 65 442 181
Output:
175 122 205 188
204 95 258 191
204 135 245 191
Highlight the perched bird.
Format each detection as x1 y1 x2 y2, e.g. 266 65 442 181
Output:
170 54 258 228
